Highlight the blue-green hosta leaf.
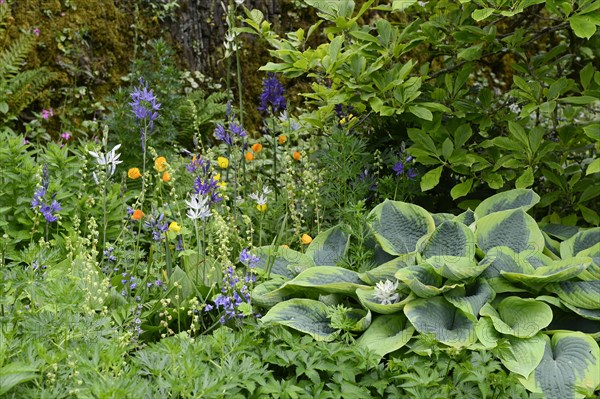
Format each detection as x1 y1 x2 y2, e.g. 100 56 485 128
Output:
501 257 592 288
576 243 600 281
479 297 553 338
404 297 477 348
454 209 475 226
480 247 530 293
474 188 540 220
368 199 436 256
498 334 546 379
356 314 415 358
395 264 463 298
561 302 600 321
547 281 600 310
476 208 545 254
476 317 500 348
560 227 600 259
356 287 416 314
444 279 495 319
253 245 315 279
520 332 600 399
419 220 476 260
431 212 454 227
305 225 350 266
428 256 492 280
252 278 296 308
359 256 413 285
261 298 336 341
283 266 369 295
346 308 372 332
542 224 579 241
543 231 562 259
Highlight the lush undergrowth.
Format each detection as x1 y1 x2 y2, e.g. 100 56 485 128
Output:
1 0 599 398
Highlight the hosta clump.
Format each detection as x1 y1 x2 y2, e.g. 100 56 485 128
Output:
256 189 600 398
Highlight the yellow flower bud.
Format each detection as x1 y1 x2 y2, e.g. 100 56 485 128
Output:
128 167 142 179
168 222 181 233
256 203 267 212
217 156 229 169
154 156 167 172
301 234 312 245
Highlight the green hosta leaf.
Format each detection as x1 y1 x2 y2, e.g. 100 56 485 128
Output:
359 257 414 285
0 363 38 396
283 266 369 295
419 220 475 259
561 302 600 321
404 297 477 348
261 298 336 341
431 212 455 227
252 278 295 308
395 263 463 298
479 297 552 338
444 279 495 319
428 256 493 280
356 287 415 314
420 166 443 191
344 308 372 332
560 227 599 259
474 188 540 220
356 314 415 358
520 332 600 399
253 245 315 279
498 334 546 379
476 317 500 348
546 281 600 310
454 209 475 226
305 225 350 266
577 244 600 281
368 199 435 256
476 208 545 253
501 257 591 288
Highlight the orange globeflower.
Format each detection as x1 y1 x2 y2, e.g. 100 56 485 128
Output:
128 167 142 179
162 171 171 182
245 152 254 161
293 151 301 161
301 234 312 245
132 209 145 220
251 143 263 153
278 135 287 145
154 156 167 172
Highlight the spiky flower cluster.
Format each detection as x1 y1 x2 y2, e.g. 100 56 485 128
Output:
129 78 161 150
258 73 286 115
31 164 62 223
213 102 247 146
144 213 169 241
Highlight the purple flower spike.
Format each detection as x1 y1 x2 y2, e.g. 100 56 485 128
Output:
258 73 286 115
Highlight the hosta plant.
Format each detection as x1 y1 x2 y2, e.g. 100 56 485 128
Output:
255 189 600 399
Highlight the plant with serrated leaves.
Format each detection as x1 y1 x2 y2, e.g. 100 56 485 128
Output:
255 188 600 399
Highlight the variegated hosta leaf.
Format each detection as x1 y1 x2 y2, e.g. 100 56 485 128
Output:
260 298 336 341
359 257 413 285
345 308 371 332
253 245 315 279
480 246 531 293
476 317 500 348
395 263 463 298
368 199 435 256
282 266 369 295
520 332 600 399
356 287 415 314
546 281 600 310
305 224 350 266
474 188 540 220
501 257 592 289
419 220 476 260
428 256 492 280
560 302 600 321
479 297 552 338
444 279 495 319
572 243 600 281
498 334 546 379
404 297 477 348
431 212 454 227
252 278 296 308
560 227 600 259
454 209 475 226
356 314 415 358
476 208 545 254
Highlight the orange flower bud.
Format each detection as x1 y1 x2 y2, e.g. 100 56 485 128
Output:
162 171 170 182
245 152 254 161
301 233 312 245
251 143 263 153
278 135 287 145
293 151 301 161
154 156 167 172
128 167 142 179
132 209 145 220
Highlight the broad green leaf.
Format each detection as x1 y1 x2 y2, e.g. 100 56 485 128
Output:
444 279 495 319
479 297 552 338
253 245 315 279
428 256 492 280
476 208 545 254
498 334 546 379
454 209 475 226
520 332 600 399
252 278 296 308
558 95 599 104
356 287 415 314
261 298 336 341
472 7 494 21
569 15 597 39
561 303 600 321
577 244 600 281
395 263 463 298
501 257 591 289
359 257 414 285
547 281 600 310
368 199 436 256
419 220 475 259
474 188 540 220
283 266 369 295
345 308 372 332
168 266 194 301
431 212 455 227
356 314 415 358
0 363 38 395
409 105 433 121
450 178 474 199
404 297 477 348
476 317 500 348
306 225 350 266
560 227 599 259
420 166 443 191
515 167 534 189
480 246 527 280
458 43 483 60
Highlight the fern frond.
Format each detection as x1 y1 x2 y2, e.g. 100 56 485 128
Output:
0 33 35 78
176 90 228 145
3 68 54 117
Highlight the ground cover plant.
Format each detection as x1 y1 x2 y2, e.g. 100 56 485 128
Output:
1 0 599 398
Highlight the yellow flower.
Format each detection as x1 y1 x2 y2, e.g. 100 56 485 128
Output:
213 173 221 181
154 156 167 172
278 135 287 145
162 171 171 182
256 203 267 212
217 156 229 169
245 152 254 161
293 151 301 161
128 167 142 179
340 114 355 125
301 234 312 245
168 222 181 234
251 143 263 153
